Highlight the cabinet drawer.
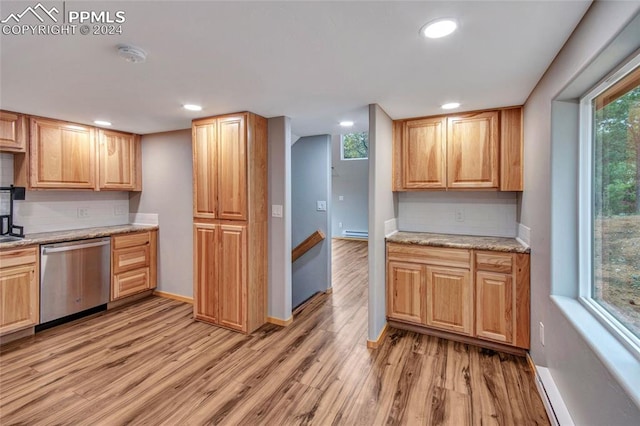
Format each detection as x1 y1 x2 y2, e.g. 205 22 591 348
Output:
113 245 149 274
0 247 38 268
113 267 150 300
113 232 150 249
475 252 513 273
387 243 470 269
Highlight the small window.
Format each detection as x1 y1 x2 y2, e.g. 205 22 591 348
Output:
580 55 640 351
341 132 368 160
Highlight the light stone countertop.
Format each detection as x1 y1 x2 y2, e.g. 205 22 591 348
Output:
386 231 530 254
0 224 159 250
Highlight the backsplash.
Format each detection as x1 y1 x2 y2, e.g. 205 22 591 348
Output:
1 153 130 234
397 191 518 238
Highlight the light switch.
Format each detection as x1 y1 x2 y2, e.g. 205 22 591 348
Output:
272 204 283 218
316 201 327 211
338 196 344 201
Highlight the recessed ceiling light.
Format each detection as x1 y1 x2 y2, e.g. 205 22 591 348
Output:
420 19 458 39
441 102 461 110
94 120 112 126
340 121 354 127
183 104 203 111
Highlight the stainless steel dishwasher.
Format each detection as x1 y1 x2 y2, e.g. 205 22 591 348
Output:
40 237 111 324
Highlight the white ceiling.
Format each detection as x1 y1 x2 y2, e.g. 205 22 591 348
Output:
0 1 591 136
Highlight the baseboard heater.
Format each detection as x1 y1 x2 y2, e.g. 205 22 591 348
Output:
342 230 368 239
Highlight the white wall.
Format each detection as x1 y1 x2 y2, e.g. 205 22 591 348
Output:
521 1 640 423
130 129 193 297
397 191 518 237
331 134 369 237
291 135 332 308
268 116 292 322
368 104 397 342
1 153 129 234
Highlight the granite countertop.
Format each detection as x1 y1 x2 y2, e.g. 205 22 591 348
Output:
0 224 159 250
387 231 530 254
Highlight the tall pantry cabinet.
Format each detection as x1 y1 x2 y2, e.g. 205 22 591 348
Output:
192 113 268 333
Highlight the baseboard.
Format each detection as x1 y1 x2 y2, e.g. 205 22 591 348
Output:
526 354 575 426
367 323 388 349
153 290 193 305
0 327 34 346
332 237 368 242
267 316 293 327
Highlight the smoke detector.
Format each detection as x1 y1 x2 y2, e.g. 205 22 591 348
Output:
117 44 147 63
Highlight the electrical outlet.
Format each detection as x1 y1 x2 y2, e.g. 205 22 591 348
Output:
455 208 465 222
539 322 545 346
339 222 343 228
114 206 127 216
338 195 344 201
77 208 89 218
316 201 327 211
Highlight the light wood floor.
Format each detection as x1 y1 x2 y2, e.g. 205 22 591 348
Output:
0 239 548 425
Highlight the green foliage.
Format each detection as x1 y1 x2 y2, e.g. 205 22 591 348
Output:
594 84 640 216
342 132 368 159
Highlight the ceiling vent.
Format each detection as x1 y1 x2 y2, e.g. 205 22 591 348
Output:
117 44 147 63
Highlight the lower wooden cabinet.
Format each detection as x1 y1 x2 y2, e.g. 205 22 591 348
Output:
0 246 39 335
425 265 472 335
194 221 265 333
111 230 157 301
386 243 530 350
387 261 426 324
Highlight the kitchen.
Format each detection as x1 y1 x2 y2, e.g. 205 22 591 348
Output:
1 1 640 425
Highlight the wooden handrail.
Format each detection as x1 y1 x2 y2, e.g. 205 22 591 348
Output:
292 229 325 262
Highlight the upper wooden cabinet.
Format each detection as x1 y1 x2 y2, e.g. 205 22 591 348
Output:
29 117 96 189
393 107 523 191
8 113 141 191
447 111 499 189
0 110 27 153
400 117 446 189
192 114 248 220
98 129 142 191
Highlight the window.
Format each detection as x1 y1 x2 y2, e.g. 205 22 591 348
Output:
580 55 640 353
341 132 368 160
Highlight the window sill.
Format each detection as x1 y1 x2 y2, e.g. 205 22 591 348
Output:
551 295 640 410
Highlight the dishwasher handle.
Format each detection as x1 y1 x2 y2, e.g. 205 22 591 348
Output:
42 240 111 254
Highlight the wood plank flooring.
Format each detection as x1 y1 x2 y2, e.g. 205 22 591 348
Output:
0 239 549 425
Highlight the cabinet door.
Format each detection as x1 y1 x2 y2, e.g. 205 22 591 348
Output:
387 261 426 324
447 111 498 189
30 117 96 189
217 116 247 220
99 129 139 190
0 111 27 152
193 121 217 219
402 118 446 189
476 271 513 344
425 266 472 335
194 223 218 323
218 223 247 331
0 263 38 335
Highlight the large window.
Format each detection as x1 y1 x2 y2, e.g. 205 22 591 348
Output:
341 132 368 160
581 56 640 352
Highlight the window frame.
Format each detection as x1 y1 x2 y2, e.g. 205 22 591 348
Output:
578 52 640 359
340 132 369 161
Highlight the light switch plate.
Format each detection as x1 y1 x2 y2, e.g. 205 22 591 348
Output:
338 196 344 201
272 204 283 218
316 201 327 211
